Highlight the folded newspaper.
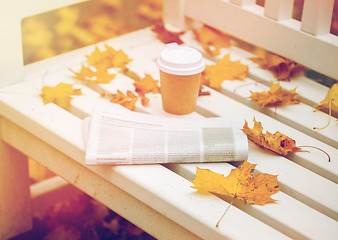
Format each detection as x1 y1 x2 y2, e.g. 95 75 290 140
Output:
83 105 248 165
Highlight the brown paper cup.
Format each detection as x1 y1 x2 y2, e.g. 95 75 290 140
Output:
157 43 205 115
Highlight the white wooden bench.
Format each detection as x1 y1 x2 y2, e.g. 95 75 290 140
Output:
1 0 337 239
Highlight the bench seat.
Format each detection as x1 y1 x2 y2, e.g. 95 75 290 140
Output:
1 27 337 240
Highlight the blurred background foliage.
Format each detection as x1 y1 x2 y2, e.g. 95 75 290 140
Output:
22 0 163 65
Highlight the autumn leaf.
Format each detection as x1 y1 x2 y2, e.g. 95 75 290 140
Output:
103 90 138 110
249 82 302 108
86 44 131 69
242 118 300 156
250 50 305 81
193 25 231 56
314 83 338 118
41 83 82 109
151 22 184 45
70 64 116 84
133 74 160 96
202 54 248 89
191 161 281 226
313 83 338 129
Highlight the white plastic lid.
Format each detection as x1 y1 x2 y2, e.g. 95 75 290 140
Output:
157 43 205 76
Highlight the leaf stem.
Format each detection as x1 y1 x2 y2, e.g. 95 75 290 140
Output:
216 197 234 227
297 145 331 162
313 98 333 130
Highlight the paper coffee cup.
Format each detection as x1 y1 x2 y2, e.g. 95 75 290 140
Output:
157 43 205 115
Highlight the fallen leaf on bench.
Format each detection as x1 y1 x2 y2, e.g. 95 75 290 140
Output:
134 74 160 96
242 118 300 156
103 90 138 110
151 22 184 45
41 83 82 109
191 161 281 227
70 64 116 84
249 82 302 108
313 83 338 123
193 25 231 56
86 44 131 69
250 50 305 81
202 54 248 89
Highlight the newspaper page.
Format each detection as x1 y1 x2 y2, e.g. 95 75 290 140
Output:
84 105 248 165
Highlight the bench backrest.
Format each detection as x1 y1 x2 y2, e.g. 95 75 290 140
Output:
163 0 338 80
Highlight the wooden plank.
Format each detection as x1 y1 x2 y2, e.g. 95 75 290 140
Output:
264 0 294 21
0 139 32 239
301 0 335 35
163 0 187 31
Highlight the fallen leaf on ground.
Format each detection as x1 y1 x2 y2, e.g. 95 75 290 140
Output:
151 22 184 44
193 25 231 56
250 50 305 81
41 83 82 109
249 82 302 108
191 161 281 226
242 118 300 156
202 54 248 89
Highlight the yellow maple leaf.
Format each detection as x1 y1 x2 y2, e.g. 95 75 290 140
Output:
249 82 302 108
70 64 115 84
191 161 281 226
313 83 338 129
242 119 300 156
112 49 132 69
314 83 338 118
193 25 231 56
202 54 248 89
40 83 82 109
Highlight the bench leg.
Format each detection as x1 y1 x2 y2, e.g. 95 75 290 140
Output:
0 140 32 240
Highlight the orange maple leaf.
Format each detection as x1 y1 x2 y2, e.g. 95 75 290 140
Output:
41 83 82 109
193 25 231 56
249 82 302 108
191 161 281 226
202 54 248 89
242 119 300 156
250 50 305 81
133 74 160 96
104 90 138 111
151 22 184 45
